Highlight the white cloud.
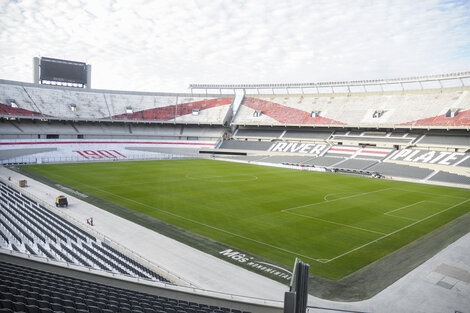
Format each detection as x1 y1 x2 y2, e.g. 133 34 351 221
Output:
0 0 469 92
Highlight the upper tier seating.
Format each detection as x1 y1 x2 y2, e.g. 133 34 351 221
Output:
0 103 44 117
0 80 233 124
419 135 470 147
232 88 470 128
0 119 224 140
0 182 169 283
283 130 332 140
0 259 254 313
331 135 414 144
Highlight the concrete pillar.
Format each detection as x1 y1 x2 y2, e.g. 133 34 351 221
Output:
86 64 92 89
33 57 40 84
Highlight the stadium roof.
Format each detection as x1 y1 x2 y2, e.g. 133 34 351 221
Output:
189 71 470 90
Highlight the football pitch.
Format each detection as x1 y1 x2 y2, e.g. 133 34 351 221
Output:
21 159 470 280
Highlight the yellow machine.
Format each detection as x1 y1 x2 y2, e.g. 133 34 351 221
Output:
55 195 68 208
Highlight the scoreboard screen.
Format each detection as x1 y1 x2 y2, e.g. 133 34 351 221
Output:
40 57 87 85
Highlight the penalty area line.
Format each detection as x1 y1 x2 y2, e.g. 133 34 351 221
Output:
282 187 393 213
390 188 468 200
284 211 387 235
324 198 470 263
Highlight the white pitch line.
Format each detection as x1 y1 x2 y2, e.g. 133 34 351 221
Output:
47 172 325 263
284 211 387 235
282 187 393 213
390 188 468 200
95 188 323 262
324 198 470 263
384 200 426 215
185 173 259 182
384 214 417 222
323 192 355 201
384 200 428 221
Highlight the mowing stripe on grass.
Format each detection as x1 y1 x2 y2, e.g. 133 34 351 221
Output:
325 198 470 263
383 201 426 221
392 188 468 200
52 173 328 263
20 160 470 281
283 211 387 235
282 188 393 213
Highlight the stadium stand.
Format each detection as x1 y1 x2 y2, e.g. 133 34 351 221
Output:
218 141 274 151
387 149 468 165
234 128 283 139
2 77 469 189
232 87 470 127
0 71 469 313
256 155 315 164
302 156 344 167
418 134 470 147
0 120 224 141
0 182 170 283
332 159 378 170
282 130 332 140
366 162 434 180
0 102 44 117
330 135 414 144
456 156 470 167
0 80 234 124
429 171 470 185
236 97 344 125
220 155 270 163
0 257 272 313
403 107 470 127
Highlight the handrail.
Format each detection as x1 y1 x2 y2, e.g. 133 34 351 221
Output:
0 176 191 286
0 248 284 307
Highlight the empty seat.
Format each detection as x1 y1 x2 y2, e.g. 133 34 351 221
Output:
75 302 88 311
25 304 41 313
50 303 63 312
0 299 14 310
13 301 26 312
63 306 77 313
0 259 253 313
88 305 101 313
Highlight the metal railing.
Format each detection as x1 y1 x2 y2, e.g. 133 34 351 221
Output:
0 152 197 166
0 176 191 286
0 174 285 307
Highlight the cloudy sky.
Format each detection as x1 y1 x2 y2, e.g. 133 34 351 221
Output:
1 0 469 92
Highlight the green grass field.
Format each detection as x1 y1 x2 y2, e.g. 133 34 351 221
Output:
21 159 470 280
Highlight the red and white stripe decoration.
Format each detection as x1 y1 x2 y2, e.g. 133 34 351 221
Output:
327 145 392 157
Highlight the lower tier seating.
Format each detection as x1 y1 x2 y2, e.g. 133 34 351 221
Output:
0 182 169 283
0 259 252 313
367 162 433 180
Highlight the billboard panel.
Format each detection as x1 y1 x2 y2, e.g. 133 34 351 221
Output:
40 57 87 85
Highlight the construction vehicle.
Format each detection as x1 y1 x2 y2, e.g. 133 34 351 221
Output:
55 195 68 208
